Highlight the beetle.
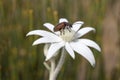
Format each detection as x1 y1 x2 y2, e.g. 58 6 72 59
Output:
54 22 72 32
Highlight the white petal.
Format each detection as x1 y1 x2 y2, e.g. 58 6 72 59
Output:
26 30 61 39
46 42 65 61
77 27 95 38
65 42 75 59
54 32 60 35
72 21 84 31
78 39 101 52
26 30 43 36
44 44 50 57
59 18 68 23
43 23 54 32
70 41 95 67
43 23 61 35
32 37 62 45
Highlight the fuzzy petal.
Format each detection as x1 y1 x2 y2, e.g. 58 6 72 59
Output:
72 21 84 31
32 37 62 46
77 27 95 38
43 23 54 32
59 18 68 23
65 42 75 59
46 41 65 61
43 23 61 35
78 39 101 52
44 44 51 57
70 41 95 67
26 30 61 39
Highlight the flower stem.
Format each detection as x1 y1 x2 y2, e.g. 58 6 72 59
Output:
49 58 55 80
43 62 50 71
48 48 66 80
53 47 66 80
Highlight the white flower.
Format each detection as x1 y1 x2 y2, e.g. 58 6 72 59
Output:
26 18 101 67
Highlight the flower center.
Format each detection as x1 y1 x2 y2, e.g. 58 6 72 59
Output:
60 29 76 42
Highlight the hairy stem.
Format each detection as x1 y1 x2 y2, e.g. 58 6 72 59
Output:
53 48 66 80
49 58 55 80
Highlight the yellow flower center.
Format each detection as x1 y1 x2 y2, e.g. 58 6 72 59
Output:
60 29 75 42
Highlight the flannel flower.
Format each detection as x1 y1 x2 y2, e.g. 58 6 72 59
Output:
26 18 101 67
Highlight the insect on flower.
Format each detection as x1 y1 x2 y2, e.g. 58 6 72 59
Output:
26 18 101 67
26 18 101 80
54 22 72 32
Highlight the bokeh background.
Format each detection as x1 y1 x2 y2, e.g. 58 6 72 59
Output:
0 0 120 80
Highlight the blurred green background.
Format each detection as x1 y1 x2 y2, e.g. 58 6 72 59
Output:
0 0 120 80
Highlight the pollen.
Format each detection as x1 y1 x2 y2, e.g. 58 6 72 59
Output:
60 29 76 42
